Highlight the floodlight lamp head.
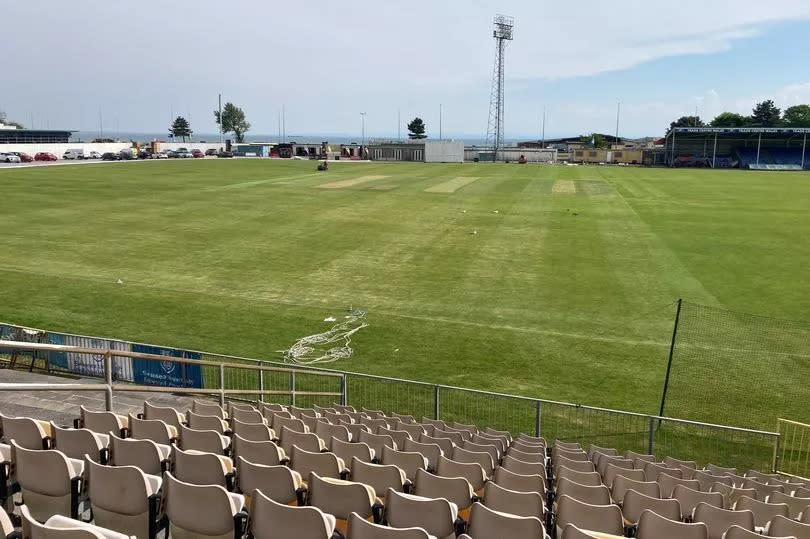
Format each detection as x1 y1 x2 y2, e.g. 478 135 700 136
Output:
492 14 514 40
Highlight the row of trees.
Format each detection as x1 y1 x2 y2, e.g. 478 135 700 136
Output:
669 100 810 132
167 102 251 142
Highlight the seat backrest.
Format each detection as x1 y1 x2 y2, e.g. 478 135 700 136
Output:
766 513 810 539
236 456 301 505
554 441 583 451
560 523 604 539
359 417 390 433
644 461 683 482
603 463 645 488
768 490 810 519
232 418 274 442
51 423 103 461
493 466 545 495
331 437 374 466
588 445 618 462
555 447 588 462
695 469 733 491
742 477 784 500
128 414 172 445
557 477 611 505
385 488 457 539
721 524 769 539
733 495 789 528
232 435 284 466
451 446 493 474
706 464 737 476
436 455 486 491
419 432 453 456
377 427 412 450
711 483 758 509
622 488 681 525
511 440 545 455
624 450 656 466
271 414 308 434
596 455 634 477
611 474 660 503
85 457 152 538
13 440 74 496
692 501 755 539
143 402 183 429
555 455 596 473
180 424 226 454
483 480 544 519
465 501 545 539
346 511 429 539
658 472 701 498
231 407 265 424
307 472 375 520
350 457 406 497
402 438 443 471
20 504 106 539
463 439 500 462
672 485 724 520
555 494 624 536
1 413 46 449
556 465 602 487
664 456 697 469
193 400 226 419
187 411 226 433
360 429 397 455
290 445 344 479
380 445 427 482
394 421 427 441
314 421 350 448
280 425 324 454
80 407 123 436
636 508 708 539
502 454 545 478
420 417 448 430
414 468 473 510
473 433 506 454
164 471 237 538
173 446 229 487
109 433 164 475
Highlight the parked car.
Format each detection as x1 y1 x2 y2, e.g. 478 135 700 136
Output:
63 149 84 160
101 152 120 161
137 150 152 159
217 150 234 158
9 152 33 162
35 152 58 161
191 149 204 158
119 150 135 160
150 152 168 159
85 151 102 159
176 150 192 158
1 153 21 163
204 148 217 156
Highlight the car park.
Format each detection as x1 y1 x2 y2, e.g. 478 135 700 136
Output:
1 153 22 163
34 152 58 161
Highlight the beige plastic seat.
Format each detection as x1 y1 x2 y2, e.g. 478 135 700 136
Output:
290 445 348 480
193 400 227 419
722 524 776 539
231 434 286 466
451 446 494 475
554 441 583 451
492 466 545 496
264 409 293 423
515 433 544 446
109 433 170 475
637 508 708 539
501 454 546 478
385 488 459 539
463 501 545 539
450 421 477 435
164 471 246 539
187 411 229 433
797 487 810 499
696 469 734 491
315 420 351 448
462 440 500 464
624 450 656 467
360 417 390 433
127 414 177 446
420 418 448 431
361 430 397 458
173 447 233 488
510 439 545 456
231 418 275 442
769 477 807 492
603 463 645 488
673 484 724 520
50 422 109 463
290 406 319 419
235 456 304 507
768 490 810 518
270 414 308 434
611 474 660 504
560 523 616 539
332 403 356 414
414 468 474 519
313 405 337 416
588 445 618 462
381 445 428 482
510 446 547 464
0 413 52 449
734 495 789 529
557 466 602 487
403 438 443 472
280 425 326 455
596 455 634 478
12 441 84 521
622 488 681 527
706 464 738 476
681 466 698 480
693 501 755 539
394 422 427 441
351 457 408 500
390 412 415 424
555 447 589 462
300 415 322 434
332 437 375 466
658 472 701 498
726 473 749 488
85 457 163 539
766 514 810 538
227 402 256 417
555 494 624 538
743 477 785 500
307 472 380 534
179 424 229 455
436 455 486 493
78 407 127 438
347 511 433 539
483 427 511 442
745 469 778 483
664 456 697 469
555 455 596 474
473 433 506 454
441 427 473 443
378 427 412 450
345 423 373 444
20 504 128 539
419 433 453 457
557 477 611 505
644 462 683 482
143 402 184 431
712 483 758 509
230 407 265 425
248 495 337 539
482 480 544 519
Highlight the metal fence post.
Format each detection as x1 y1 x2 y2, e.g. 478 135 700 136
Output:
104 350 113 411
648 416 655 455
218 364 225 408
535 400 541 437
341 374 347 406
433 385 440 420
258 362 265 403
289 371 296 407
773 429 781 474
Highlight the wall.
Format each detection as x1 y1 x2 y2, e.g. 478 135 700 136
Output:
156 142 225 152
424 140 464 163
464 148 557 162
0 142 132 156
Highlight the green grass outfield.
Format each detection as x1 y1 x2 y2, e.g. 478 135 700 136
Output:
2 159 809 434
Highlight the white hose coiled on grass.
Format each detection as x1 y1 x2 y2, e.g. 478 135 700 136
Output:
280 310 368 365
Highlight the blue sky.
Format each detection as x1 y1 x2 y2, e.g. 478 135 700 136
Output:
3 1 810 139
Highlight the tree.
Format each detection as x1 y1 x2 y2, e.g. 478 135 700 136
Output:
710 112 748 127
782 105 810 127
407 117 427 139
668 116 705 132
3 120 24 129
750 100 781 127
169 116 192 142
579 133 609 149
214 102 251 143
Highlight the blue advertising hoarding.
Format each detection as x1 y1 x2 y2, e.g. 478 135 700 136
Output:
131 344 203 388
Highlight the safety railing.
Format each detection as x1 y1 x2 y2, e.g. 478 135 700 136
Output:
776 418 810 480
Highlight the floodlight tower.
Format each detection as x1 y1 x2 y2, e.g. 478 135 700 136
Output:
485 14 514 162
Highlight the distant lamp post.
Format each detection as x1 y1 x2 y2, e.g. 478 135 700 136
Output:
360 112 366 147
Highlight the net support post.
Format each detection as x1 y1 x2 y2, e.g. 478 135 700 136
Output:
258 362 265 403
289 371 296 407
104 350 113 412
712 133 718 168
773 426 781 474
341 374 347 406
648 416 655 455
802 134 806 170
218 364 225 408
659 298 683 421
535 400 541 438
433 385 440 420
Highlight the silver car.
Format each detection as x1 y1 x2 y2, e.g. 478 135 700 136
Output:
1 153 21 163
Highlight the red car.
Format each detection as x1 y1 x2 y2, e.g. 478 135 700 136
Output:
10 152 33 162
34 152 58 161
191 149 204 158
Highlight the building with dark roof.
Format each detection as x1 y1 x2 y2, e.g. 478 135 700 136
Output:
0 128 75 144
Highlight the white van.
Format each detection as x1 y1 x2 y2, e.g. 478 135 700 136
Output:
63 149 84 160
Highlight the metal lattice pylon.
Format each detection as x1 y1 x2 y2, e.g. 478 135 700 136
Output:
485 14 514 162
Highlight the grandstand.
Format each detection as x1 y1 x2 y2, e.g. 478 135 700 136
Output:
1 339 807 539
663 127 809 170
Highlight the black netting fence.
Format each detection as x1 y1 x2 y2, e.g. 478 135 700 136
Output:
662 300 810 431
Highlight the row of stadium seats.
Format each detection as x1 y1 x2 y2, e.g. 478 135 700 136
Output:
1 399 809 539
735 147 807 169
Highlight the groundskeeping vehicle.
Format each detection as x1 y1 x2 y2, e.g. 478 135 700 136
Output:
62 149 85 160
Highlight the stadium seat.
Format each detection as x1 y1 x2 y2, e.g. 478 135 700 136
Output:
142 402 184 431
193 400 227 419
230 407 265 425
227 402 255 418
442 427 473 443
163 471 246 539
622 489 681 529
50 422 109 463
290 406 320 419
385 488 459 539
360 418 390 433
344 423 372 444
554 448 589 463
19 504 129 539
557 466 603 487
331 403 356 414
588 445 618 462
765 514 810 539
511 440 545 455
636 508 708 539
711 483 758 509
624 451 655 467
658 472 701 498
481 480 544 519
84 457 163 539
492 466 546 496
414 468 474 519
430 428 466 447
611 475 660 504
451 421 478 435
350 457 409 500
381 445 428 482
235 456 304 507
602 463 645 488
279 425 326 455
307 472 381 534
643 462 682 482
390 412 415 425
768 490 810 518
231 418 275 442
186 411 229 433
331 437 375 467
314 420 352 448
0 413 52 449
554 441 582 452
179 424 229 455
664 456 697 470
725 473 749 488
362 408 385 419
290 445 348 480
733 495 789 530
672 484 724 520
475 433 508 453
172 447 233 489
501 454 546 478
420 418 448 431
313 405 336 416
393 421 426 441
742 477 784 500
127 414 177 446
487 427 513 443
270 414 307 434
12 440 84 521
692 501 755 539
556 477 611 506
451 446 494 474
554 494 624 538
346 511 432 539
249 489 334 539
695 470 734 491
378 426 412 449
554 455 595 474
706 464 738 476
77 407 128 438
596 455 634 478
462 440 500 464
403 438 443 472
436 455 486 493
360 430 398 458
322 410 347 424
768 477 807 492
461 501 545 539
560 523 621 539
231 435 286 466
721 524 769 539
109 433 170 475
